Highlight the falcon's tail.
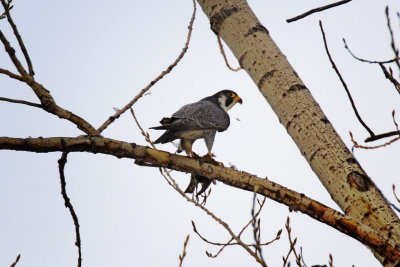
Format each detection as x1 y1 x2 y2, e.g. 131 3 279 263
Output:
149 125 167 130
153 130 181 144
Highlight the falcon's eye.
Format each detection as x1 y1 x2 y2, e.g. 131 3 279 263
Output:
228 92 235 97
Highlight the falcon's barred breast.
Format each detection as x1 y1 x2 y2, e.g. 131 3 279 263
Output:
150 90 242 157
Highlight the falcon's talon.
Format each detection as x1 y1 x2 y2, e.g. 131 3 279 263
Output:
191 152 200 159
198 154 220 165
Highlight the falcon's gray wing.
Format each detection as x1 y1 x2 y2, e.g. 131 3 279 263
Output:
172 100 230 131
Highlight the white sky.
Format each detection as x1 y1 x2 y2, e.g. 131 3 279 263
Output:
1 0 400 266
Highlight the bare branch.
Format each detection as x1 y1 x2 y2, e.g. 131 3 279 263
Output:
217 35 241 71
193 195 279 259
343 38 399 64
286 0 352 23
0 96 41 108
379 63 400 94
97 0 197 134
0 0 12 20
282 217 302 267
0 0 34 75
10 254 20 267
364 130 400 143
0 67 24 81
251 194 267 264
1 136 399 263
393 184 400 204
351 131 400 149
178 235 190 267
385 6 400 72
58 152 82 267
319 21 375 137
393 110 399 132
0 29 97 134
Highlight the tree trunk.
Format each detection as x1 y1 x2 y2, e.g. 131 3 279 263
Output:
196 0 400 264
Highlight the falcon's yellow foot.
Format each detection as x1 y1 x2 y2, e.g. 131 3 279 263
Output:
208 152 224 166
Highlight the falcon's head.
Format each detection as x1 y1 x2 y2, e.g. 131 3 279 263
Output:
213 90 243 112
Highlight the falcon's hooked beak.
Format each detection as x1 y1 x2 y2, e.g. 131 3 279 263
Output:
234 95 243 104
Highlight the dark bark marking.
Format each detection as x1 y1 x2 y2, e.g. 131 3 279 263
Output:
210 7 239 34
286 120 292 129
244 23 269 37
257 69 276 88
347 171 372 192
283 84 307 97
320 117 330 124
310 148 321 162
238 51 248 68
346 157 357 164
288 84 307 93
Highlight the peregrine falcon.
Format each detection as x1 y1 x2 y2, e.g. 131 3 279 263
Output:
150 90 242 158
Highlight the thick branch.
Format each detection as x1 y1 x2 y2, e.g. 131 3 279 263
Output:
0 136 399 263
195 3 400 263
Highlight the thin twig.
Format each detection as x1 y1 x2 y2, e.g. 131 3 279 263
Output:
393 110 399 131
379 63 400 94
385 6 400 72
393 184 400 203
217 35 241 71
320 20 375 137
0 96 41 108
58 152 82 267
282 217 302 267
300 247 307 267
251 194 267 264
97 0 196 134
160 169 267 266
364 130 400 142
0 1 12 19
329 253 333 267
343 38 399 64
287 0 351 23
10 254 20 267
178 235 190 267
1 0 34 75
351 131 400 149
0 67 24 81
192 195 279 260
192 219 278 250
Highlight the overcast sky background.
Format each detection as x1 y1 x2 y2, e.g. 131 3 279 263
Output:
1 0 400 266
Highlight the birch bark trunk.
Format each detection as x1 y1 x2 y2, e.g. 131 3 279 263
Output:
196 0 400 264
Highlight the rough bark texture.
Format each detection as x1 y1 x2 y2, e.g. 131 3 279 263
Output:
1 135 399 263
197 0 400 264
